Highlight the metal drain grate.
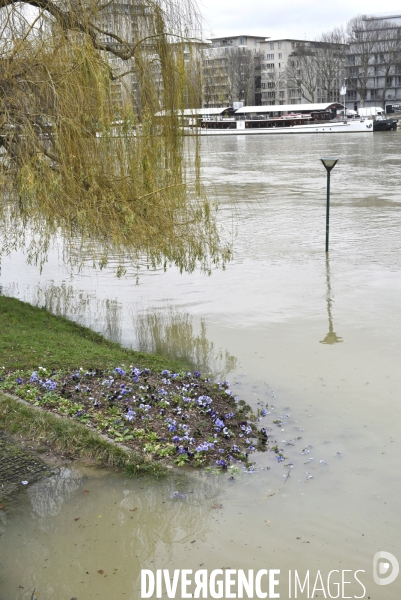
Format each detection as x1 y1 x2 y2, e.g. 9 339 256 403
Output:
0 433 47 498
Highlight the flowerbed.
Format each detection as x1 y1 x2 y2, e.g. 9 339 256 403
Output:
0 365 272 469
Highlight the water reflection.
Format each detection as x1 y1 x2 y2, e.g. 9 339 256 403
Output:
27 467 83 517
4 281 124 344
320 256 343 345
134 307 237 375
0 468 226 599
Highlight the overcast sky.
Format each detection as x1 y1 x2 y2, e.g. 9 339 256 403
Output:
199 0 401 40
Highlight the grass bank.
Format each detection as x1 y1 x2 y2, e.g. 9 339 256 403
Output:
0 393 163 476
0 294 190 372
0 295 270 474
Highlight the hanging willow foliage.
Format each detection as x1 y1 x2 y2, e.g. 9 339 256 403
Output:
0 0 231 273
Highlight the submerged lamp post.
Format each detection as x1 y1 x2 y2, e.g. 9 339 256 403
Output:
320 157 339 253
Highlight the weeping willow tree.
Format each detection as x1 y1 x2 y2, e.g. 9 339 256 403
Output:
0 0 230 273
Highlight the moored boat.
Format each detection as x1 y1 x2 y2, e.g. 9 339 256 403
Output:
184 103 374 135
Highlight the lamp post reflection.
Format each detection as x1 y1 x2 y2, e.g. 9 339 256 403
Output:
320 256 343 345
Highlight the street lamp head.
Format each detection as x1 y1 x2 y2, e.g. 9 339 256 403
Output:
320 157 339 172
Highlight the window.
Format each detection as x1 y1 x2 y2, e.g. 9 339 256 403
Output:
267 82 275 88
267 91 275 98
278 42 282 49
279 91 285 98
238 37 246 45
387 77 393 86
278 53 282 59
270 42 274 50
291 42 296 49
395 76 401 85
265 63 274 69
266 54 274 60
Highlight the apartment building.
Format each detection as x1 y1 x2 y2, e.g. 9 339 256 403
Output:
346 13 401 110
258 39 305 105
202 35 265 107
202 36 335 107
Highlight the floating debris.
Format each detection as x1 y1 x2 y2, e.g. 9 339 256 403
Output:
171 491 186 499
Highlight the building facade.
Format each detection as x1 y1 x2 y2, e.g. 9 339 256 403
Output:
201 35 265 107
346 13 401 110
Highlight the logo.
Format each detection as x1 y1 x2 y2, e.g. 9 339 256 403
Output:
373 551 399 586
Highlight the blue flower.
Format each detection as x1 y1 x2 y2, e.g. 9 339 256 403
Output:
193 371 201 378
172 436 180 443
162 369 170 376
16 377 23 385
30 371 38 382
215 418 224 429
197 395 212 407
42 379 57 391
216 459 228 468
114 367 126 376
125 409 136 422
261 409 267 417
276 456 284 462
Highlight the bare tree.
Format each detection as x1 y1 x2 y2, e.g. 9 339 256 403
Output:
0 0 230 273
201 48 230 107
262 67 286 104
315 28 348 103
346 16 384 107
224 46 256 105
286 44 317 103
375 22 401 108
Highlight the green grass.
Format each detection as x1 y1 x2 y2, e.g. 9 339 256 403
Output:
0 294 190 372
0 294 194 475
0 393 165 476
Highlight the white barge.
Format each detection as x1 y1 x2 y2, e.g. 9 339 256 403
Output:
183 103 374 135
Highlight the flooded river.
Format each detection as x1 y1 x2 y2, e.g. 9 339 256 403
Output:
1 131 401 599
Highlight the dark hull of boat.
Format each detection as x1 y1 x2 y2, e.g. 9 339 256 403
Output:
373 119 398 131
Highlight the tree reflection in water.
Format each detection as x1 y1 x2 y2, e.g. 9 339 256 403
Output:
1 468 225 598
134 307 237 376
28 467 83 517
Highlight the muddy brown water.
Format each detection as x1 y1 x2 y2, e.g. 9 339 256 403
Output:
1 132 401 599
